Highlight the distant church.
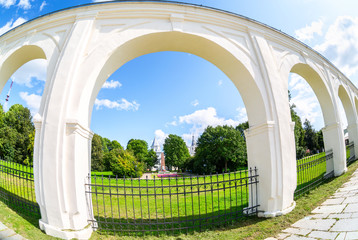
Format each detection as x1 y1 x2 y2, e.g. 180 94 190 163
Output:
151 136 197 171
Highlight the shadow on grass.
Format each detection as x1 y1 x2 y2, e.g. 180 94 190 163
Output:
0 186 41 229
91 203 260 238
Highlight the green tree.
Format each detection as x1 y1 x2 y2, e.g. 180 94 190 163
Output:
163 134 190 171
316 129 324 151
289 91 306 158
145 149 158 170
110 140 123 151
303 119 319 153
101 138 111 153
235 121 249 140
105 148 143 178
127 139 157 170
127 139 148 162
91 134 105 171
0 104 34 164
194 125 247 174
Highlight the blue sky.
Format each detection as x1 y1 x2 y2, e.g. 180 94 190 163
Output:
1 0 358 149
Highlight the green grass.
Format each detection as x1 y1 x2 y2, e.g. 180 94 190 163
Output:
0 160 357 239
88 170 252 234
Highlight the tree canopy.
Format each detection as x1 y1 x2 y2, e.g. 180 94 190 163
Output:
163 134 190 171
193 125 247 174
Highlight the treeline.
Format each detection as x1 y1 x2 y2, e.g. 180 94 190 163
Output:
161 123 249 175
91 135 157 177
0 104 34 165
0 102 326 176
290 96 324 159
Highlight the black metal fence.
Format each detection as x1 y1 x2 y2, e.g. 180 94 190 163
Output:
85 167 259 236
0 159 40 218
294 150 334 198
347 142 356 166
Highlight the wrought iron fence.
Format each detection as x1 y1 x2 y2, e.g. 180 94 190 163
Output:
346 142 356 166
0 159 40 218
294 150 334 198
85 167 259 236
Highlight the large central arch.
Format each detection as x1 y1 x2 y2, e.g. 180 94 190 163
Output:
0 1 357 239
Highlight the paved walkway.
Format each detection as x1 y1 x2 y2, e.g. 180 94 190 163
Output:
267 168 358 240
0 221 26 240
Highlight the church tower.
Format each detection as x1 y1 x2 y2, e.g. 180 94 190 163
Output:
151 137 165 170
189 135 197 156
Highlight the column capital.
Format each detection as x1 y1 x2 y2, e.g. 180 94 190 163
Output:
66 119 94 140
244 121 275 138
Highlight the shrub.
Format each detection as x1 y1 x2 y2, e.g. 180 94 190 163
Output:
104 149 144 178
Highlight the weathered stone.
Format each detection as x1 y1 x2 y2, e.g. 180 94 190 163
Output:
343 196 358 204
344 203 358 213
277 233 290 239
283 228 311 236
346 232 358 240
308 231 338 239
330 218 358 231
292 219 336 231
328 213 352 219
312 205 346 214
285 235 316 240
322 198 344 205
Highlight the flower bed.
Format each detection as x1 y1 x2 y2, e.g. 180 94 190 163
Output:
157 173 180 178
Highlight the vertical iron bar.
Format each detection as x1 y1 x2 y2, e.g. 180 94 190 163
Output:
154 176 159 236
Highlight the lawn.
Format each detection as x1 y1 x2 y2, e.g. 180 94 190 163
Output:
0 160 357 239
87 169 257 235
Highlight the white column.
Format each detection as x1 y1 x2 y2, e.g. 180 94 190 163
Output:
245 121 296 217
322 122 347 176
347 122 358 159
38 120 94 239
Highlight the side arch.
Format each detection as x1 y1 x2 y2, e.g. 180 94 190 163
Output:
338 85 358 159
288 62 346 175
0 45 47 91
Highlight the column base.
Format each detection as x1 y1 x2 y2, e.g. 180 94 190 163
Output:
39 220 92 240
258 201 296 218
335 167 347 177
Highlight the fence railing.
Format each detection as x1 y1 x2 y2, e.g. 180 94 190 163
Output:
0 159 40 218
85 167 259 236
294 150 334 198
347 142 356 166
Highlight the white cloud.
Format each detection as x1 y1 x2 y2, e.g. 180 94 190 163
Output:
19 92 41 115
39 1 46 11
17 0 31 9
295 19 323 42
218 80 223 86
0 17 26 35
236 107 247 122
315 16 358 77
102 79 122 89
0 0 16 8
191 99 199 107
289 74 322 127
95 98 139 111
178 107 239 143
166 120 177 127
154 129 168 149
11 59 47 87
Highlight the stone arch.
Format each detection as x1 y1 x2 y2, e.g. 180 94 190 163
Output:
338 85 358 156
289 63 346 175
82 31 268 128
0 45 46 91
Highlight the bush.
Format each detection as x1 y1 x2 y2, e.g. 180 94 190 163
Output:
104 149 144 178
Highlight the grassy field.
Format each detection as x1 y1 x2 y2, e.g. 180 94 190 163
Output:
0 160 356 239
87 170 256 234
